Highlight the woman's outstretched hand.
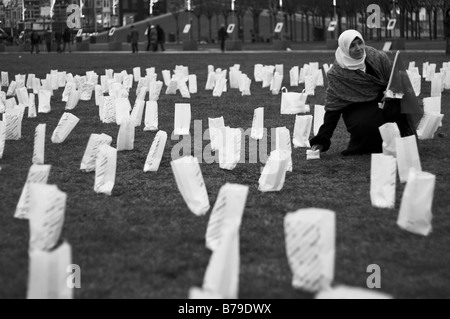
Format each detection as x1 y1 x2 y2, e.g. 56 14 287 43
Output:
311 144 324 152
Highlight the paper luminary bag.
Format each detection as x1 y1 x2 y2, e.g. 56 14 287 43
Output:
275 127 293 172
116 117 135 152
284 208 336 293
426 63 436 81
133 67 141 82
370 154 397 209
28 93 37 118
313 105 326 136
5 108 23 141
122 75 134 91
38 89 52 113
171 156 210 216
213 76 227 97
396 135 422 183
130 99 145 127
135 78 148 100
165 78 178 95
254 64 264 82
229 70 241 89
188 74 198 94
105 69 114 80
57 72 67 88
5 97 17 110
51 113 80 144
423 96 443 127
0 91 5 113
79 83 94 101
417 113 444 140
205 184 249 252
397 169 435 236
205 72 216 91
94 145 117 196
6 81 17 96
240 76 252 96
209 117 226 152
62 81 75 103
280 88 309 115
14 164 52 220
1 71 9 87
28 183 66 252
202 220 240 299
316 285 392 299
115 97 132 125
162 70 171 86
258 150 290 192
146 67 156 77
306 150 321 160
290 66 299 87
178 79 191 99
218 127 242 171
94 85 103 107
174 103 191 136
144 131 168 172
293 115 313 148
16 87 30 107
271 72 283 95
27 241 73 299
80 133 113 172
32 124 46 165
149 80 163 101
144 101 158 132
0 121 5 159
101 96 116 124
407 71 421 96
65 89 81 111
304 75 317 96
430 74 442 97
379 122 401 157
250 107 264 140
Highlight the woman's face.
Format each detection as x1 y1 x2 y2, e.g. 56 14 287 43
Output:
349 37 365 60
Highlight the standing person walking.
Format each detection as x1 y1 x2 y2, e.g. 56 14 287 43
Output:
146 23 152 51
129 25 139 54
445 9 450 55
30 30 40 54
218 24 227 53
54 28 63 54
156 24 165 52
150 25 158 52
44 27 52 53
62 27 72 53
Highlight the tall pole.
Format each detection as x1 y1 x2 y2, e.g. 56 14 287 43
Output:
231 0 235 41
333 0 337 39
392 0 397 38
94 0 97 33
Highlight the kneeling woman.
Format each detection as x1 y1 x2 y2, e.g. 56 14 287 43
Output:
310 30 417 156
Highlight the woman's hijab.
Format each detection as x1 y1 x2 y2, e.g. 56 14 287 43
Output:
335 30 367 71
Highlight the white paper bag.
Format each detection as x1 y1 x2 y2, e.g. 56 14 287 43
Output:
189 74 197 94
144 131 168 172
133 67 141 82
28 93 37 118
423 96 442 127
313 105 326 136
250 107 264 140
101 96 116 124
306 150 320 160
62 81 75 103
57 72 67 88
27 241 73 299
379 122 401 157
430 74 442 97
417 113 444 140
171 156 210 216
94 145 117 196
293 115 313 148
370 154 397 209
213 76 227 97
290 66 299 87
51 113 80 144
205 72 216 90
275 127 293 172
0 121 5 159
65 89 81 111
6 80 17 96
206 184 248 251
5 108 23 140
218 127 242 171
284 208 335 293
80 133 113 172
33 124 46 165
149 80 163 101
38 89 51 113
16 87 30 107
254 64 263 82
258 150 290 192
116 117 135 151
174 103 191 135
130 99 145 127
1 71 9 87
162 70 171 86
209 117 225 152
115 97 131 126
135 78 148 100
144 101 158 132
0 91 5 113
305 75 316 96
165 79 178 95
14 164 52 220
396 135 422 183
94 85 103 107
271 72 283 95
178 79 191 99
397 169 435 236
281 88 309 114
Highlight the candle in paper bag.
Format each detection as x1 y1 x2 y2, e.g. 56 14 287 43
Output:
51 113 80 144
14 164 52 220
62 81 75 102
275 127 293 172
162 70 171 86
250 107 264 140
149 80 163 101
28 183 66 251
208 117 225 152
100 75 109 93
395 135 422 183
27 241 73 299
307 149 321 160
28 93 37 118
430 74 442 97
370 154 396 209
280 88 309 115
316 69 325 87
115 97 132 125
423 96 443 127
218 127 242 171
178 79 191 99
131 99 145 127
426 63 436 81
116 117 135 152
290 66 299 87
229 70 242 89
284 208 335 293
94 85 103 107
293 115 313 148
0 121 5 159
397 169 435 236
174 103 191 136
417 113 444 140
316 285 392 299
122 74 133 91
258 150 290 192
80 83 94 101
7 80 17 96
94 145 117 195
188 74 197 94
80 133 113 172
165 79 178 95
323 64 331 75
33 124 46 165
407 72 421 96
16 87 30 107
102 96 116 124
113 73 123 85
133 67 141 82
1 71 9 87
205 72 216 90
254 64 264 82
313 105 325 136
171 156 210 216
0 91 5 113
65 89 81 111
57 72 67 88
379 122 401 157
38 89 52 113
206 184 248 252
271 72 283 95
105 69 114 80
144 101 158 132
305 75 316 96
213 76 227 97
146 67 156 77
5 97 16 110
144 131 167 172
241 76 252 96
5 108 23 140
136 78 148 100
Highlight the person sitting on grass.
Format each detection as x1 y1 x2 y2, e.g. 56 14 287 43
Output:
310 29 419 156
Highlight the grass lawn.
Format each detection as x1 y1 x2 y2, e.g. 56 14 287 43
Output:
0 51 449 299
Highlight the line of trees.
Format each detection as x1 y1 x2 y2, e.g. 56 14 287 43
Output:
167 0 449 43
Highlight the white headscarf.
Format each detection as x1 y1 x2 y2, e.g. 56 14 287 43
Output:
335 30 367 71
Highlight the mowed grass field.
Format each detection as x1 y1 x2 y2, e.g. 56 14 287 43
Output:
0 51 449 299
